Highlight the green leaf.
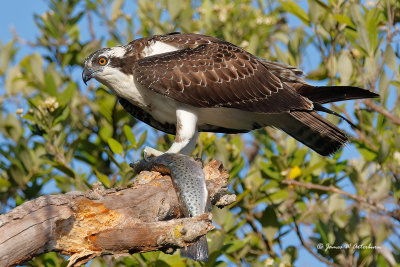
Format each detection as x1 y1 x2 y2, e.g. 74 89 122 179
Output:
229 158 245 179
107 137 124 155
260 162 281 180
315 220 329 246
333 14 356 28
18 147 34 172
283 245 298 264
326 55 337 77
99 121 113 141
30 53 44 85
53 106 70 126
268 189 288 203
247 33 259 54
308 0 324 24
0 177 11 192
390 81 400 88
51 162 76 178
379 71 390 103
261 206 280 241
279 0 310 26
244 170 264 190
290 148 308 166
5 66 31 95
94 170 110 187
0 40 17 76
167 0 183 19
377 139 390 164
357 146 376 161
111 0 124 21
383 45 397 71
225 239 246 253
273 43 287 63
97 91 116 123
44 70 57 96
365 8 380 53
123 125 136 146
338 52 352 82
136 130 147 149
302 161 326 177
328 193 346 214
57 82 76 106
2 113 23 142
41 252 60 267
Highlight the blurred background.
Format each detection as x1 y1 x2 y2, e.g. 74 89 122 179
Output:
0 0 399 266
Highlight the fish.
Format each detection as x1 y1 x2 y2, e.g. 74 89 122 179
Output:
132 153 210 261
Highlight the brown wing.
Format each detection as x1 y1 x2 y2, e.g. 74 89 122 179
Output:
132 35 313 113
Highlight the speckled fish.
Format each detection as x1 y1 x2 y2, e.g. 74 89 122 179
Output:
133 153 210 261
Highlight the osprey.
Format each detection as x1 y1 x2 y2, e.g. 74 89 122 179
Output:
82 32 378 157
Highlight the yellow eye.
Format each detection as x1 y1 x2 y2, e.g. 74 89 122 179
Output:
98 57 107 65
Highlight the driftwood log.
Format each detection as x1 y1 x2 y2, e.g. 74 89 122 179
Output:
0 160 235 267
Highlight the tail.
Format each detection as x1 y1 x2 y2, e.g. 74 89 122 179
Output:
295 85 379 104
180 235 209 262
272 111 348 156
272 85 378 155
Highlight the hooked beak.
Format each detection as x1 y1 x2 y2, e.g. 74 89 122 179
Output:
82 68 97 85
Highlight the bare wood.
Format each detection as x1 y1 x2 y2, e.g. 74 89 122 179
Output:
0 160 234 267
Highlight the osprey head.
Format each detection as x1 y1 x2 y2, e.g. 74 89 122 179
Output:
82 46 127 85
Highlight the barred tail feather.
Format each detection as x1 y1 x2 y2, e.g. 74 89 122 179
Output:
180 235 209 262
273 111 348 156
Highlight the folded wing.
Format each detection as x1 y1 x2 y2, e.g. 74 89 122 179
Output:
132 37 313 113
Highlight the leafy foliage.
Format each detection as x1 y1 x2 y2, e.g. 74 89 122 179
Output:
1 0 400 266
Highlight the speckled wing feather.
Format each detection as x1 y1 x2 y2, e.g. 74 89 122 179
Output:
131 34 313 113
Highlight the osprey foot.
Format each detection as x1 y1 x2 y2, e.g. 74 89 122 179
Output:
143 146 164 160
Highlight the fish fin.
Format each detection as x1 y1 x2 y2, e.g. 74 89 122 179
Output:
206 197 212 212
181 235 209 262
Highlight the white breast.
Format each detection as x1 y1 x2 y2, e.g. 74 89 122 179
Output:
95 68 178 125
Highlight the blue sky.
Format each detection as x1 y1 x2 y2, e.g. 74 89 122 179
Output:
0 1 47 53
0 1 380 266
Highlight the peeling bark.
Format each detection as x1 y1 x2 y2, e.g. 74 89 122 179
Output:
0 160 234 267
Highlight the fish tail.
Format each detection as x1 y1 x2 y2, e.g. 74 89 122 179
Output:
181 235 209 262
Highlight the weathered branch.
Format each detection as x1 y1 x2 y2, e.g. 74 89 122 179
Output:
281 179 399 222
363 99 400 126
0 160 235 267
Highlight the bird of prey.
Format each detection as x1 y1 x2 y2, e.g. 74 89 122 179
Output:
82 32 378 157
